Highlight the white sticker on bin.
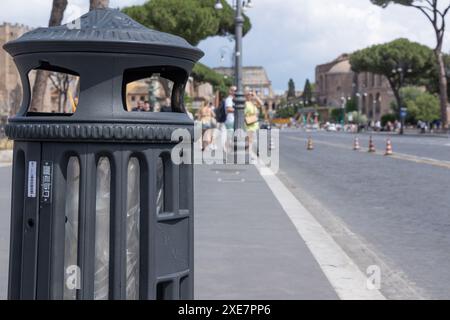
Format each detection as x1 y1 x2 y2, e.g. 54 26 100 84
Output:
28 161 37 198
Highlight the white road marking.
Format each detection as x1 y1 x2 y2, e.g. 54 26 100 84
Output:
255 161 386 300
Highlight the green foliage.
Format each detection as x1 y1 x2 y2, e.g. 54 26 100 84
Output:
350 38 435 120
345 99 358 113
275 106 297 118
302 79 313 105
400 86 423 102
370 1 417 8
407 93 440 123
184 94 193 104
370 1 450 125
422 53 450 101
213 0 252 39
287 79 296 98
122 0 251 46
381 113 397 127
350 38 435 88
347 111 368 125
192 63 233 96
400 86 440 123
330 108 343 122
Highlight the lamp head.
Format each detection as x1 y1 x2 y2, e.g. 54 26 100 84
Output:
215 0 223 10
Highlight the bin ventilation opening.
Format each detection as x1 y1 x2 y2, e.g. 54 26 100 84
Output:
27 66 80 116
126 157 140 300
122 66 188 113
94 157 111 300
156 155 165 215
124 74 173 113
63 156 80 300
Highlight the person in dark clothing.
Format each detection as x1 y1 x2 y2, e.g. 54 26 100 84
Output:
132 100 144 112
160 97 172 112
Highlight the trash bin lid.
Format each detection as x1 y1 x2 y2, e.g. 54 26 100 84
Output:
3 8 204 62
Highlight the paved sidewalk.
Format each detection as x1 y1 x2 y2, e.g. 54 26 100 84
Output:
194 163 337 300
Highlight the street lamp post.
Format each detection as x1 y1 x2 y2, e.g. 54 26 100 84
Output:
355 92 367 114
340 95 351 126
340 97 346 125
215 0 252 131
355 92 367 132
392 65 412 135
373 99 377 122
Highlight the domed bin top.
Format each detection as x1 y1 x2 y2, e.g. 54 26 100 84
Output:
3 8 204 135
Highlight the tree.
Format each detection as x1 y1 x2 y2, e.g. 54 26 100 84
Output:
90 0 109 10
345 99 358 113
191 63 232 96
409 93 440 122
302 79 313 105
350 38 435 119
397 86 440 123
275 105 297 118
287 79 296 99
30 0 68 112
122 0 252 46
9 84 22 116
371 0 450 128
424 53 450 99
330 108 342 122
348 111 368 125
48 72 77 113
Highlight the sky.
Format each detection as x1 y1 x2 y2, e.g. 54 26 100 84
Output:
1 0 449 93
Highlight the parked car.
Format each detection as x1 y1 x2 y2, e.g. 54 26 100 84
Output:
326 123 337 132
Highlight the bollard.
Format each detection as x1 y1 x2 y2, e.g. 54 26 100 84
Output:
385 139 393 156
368 136 376 153
3 8 203 300
353 137 360 151
307 136 314 151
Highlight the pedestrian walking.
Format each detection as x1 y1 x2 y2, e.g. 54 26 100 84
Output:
214 91 228 152
244 88 264 152
197 101 216 151
224 86 236 152
375 120 381 132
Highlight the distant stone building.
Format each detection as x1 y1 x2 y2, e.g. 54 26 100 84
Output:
213 66 274 99
0 23 32 116
0 23 76 115
125 77 176 110
315 54 395 121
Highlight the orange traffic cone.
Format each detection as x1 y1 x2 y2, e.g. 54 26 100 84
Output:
353 137 360 151
385 138 393 156
368 136 376 153
307 136 314 151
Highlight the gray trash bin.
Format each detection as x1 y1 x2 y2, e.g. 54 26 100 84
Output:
3 8 203 300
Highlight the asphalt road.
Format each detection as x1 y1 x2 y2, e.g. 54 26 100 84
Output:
278 130 450 299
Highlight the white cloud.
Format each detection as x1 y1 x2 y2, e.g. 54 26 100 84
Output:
200 0 449 91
